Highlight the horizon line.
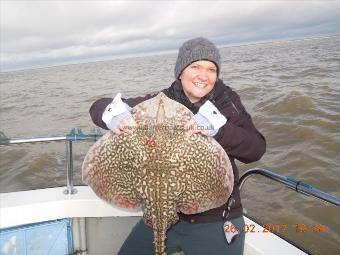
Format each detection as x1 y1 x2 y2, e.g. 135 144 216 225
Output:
1 33 339 74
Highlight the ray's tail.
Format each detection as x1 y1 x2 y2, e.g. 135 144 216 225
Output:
153 226 167 255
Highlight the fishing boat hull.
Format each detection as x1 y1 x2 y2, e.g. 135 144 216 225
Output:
0 186 308 255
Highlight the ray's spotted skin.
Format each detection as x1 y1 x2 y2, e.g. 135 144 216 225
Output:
83 93 234 255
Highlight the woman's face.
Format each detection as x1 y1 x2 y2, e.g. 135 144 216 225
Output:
179 60 217 103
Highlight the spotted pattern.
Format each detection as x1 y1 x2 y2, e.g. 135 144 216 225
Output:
82 93 234 255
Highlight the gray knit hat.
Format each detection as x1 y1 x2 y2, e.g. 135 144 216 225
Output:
174 37 221 79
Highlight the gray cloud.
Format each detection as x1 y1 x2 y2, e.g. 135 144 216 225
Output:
1 1 340 71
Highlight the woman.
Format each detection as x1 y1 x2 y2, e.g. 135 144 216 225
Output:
89 37 266 255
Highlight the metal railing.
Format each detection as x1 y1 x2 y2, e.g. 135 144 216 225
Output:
238 168 340 207
0 128 102 195
1 130 339 207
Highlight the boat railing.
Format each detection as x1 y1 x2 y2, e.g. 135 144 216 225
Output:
238 168 340 207
1 129 339 207
0 128 103 195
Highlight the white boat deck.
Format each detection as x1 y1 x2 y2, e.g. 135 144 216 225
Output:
0 186 308 255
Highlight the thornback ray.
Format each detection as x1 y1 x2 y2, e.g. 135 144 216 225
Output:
82 92 234 255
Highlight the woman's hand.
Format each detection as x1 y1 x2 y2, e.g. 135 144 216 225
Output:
185 99 228 137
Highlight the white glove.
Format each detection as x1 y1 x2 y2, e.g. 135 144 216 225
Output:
194 100 227 136
102 93 132 131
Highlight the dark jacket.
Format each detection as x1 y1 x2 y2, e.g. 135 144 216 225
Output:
89 79 266 222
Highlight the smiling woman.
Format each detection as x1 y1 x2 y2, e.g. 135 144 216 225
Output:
175 37 220 103
180 61 218 103
88 36 266 255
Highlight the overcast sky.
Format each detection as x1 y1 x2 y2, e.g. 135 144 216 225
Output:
1 1 340 72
